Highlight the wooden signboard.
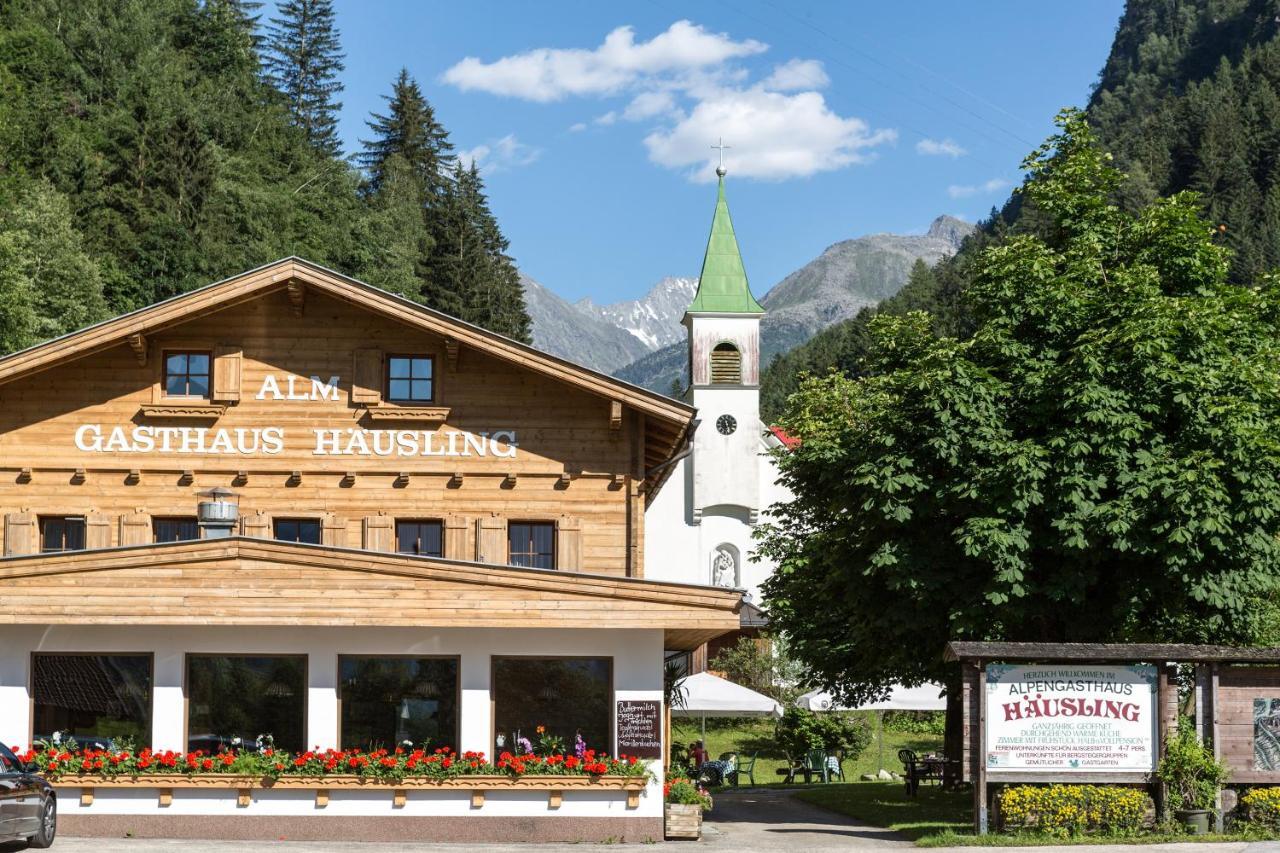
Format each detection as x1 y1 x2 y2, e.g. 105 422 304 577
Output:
616 700 662 759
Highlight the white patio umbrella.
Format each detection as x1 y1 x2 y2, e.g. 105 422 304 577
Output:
795 682 946 773
671 671 783 742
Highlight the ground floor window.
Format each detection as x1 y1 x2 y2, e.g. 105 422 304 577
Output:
32 653 152 748
186 655 306 752
492 657 611 757
339 656 458 751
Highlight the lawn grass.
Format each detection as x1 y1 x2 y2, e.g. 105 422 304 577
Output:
795 782 970 840
670 713 943 787
794 781 1272 847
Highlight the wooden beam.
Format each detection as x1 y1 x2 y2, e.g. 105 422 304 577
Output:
80 787 93 807
392 789 407 808
471 789 485 808
127 333 147 365
445 337 460 368
237 788 251 807
286 281 305 317
548 790 563 809
626 790 641 809
158 788 172 807
609 400 623 432
315 789 328 808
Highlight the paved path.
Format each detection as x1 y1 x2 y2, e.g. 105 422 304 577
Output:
3 790 1279 851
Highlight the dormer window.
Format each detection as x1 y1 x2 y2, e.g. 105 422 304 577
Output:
164 351 211 398
710 342 742 385
386 355 434 403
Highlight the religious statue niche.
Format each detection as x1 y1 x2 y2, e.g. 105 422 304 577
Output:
711 545 738 588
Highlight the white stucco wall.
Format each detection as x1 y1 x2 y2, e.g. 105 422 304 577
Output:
644 434 791 606
0 625 664 818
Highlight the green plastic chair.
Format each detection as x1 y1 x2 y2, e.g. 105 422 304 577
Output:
805 748 829 783
729 751 758 786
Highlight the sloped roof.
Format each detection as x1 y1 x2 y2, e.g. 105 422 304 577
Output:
0 537 742 650
0 257 694 495
686 177 764 315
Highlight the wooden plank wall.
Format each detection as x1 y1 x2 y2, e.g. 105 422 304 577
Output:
1217 665 1280 783
0 290 644 576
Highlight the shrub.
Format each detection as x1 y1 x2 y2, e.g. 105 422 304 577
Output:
999 785 1147 837
774 707 872 757
1239 787 1280 832
882 710 945 735
1156 717 1230 812
664 776 713 811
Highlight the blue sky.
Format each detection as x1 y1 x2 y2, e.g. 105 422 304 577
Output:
315 1 1125 303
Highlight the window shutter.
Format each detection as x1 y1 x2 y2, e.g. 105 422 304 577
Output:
363 513 394 552
351 348 383 405
709 345 742 384
3 511 37 556
474 514 507 564
119 511 152 546
212 345 242 402
85 512 112 549
321 512 346 547
444 515 472 561
555 516 582 572
241 510 270 538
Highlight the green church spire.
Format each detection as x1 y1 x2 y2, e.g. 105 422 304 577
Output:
687 173 764 314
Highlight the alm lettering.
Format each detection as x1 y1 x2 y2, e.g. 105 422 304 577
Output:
255 374 340 401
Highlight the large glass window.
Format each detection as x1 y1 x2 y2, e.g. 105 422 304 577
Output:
396 520 443 556
339 657 458 751
164 352 210 398
386 355 433 403
493 657 611 757
32 654 152 748
186 655 305 752
154 516 199 543
274 518 321 544
40 517 85 553
508 522 554 569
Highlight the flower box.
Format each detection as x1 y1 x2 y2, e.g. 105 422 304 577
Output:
665 802 703 839
54 774 648 810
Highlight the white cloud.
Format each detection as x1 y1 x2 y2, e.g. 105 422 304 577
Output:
947 178 1010 198
623 90 678 121
457 134 542 174
568 122 588 133
644 88 896 182
916 137 967 158
442 20 766 102
761 58 829 91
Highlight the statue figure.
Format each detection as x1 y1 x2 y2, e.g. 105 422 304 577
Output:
712 547 736 588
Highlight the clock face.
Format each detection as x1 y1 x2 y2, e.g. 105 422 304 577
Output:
716 414 737 435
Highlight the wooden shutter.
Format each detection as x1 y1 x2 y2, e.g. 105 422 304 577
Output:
212 345 243 402
85 512 111 549
444 515 472 561
474 514 507 564
363 513 394 552
351 348 383 405
119 511 152 546
321 512 346 547
3 512 37 556
709 344 742 384
241 510 270 538
555 516 582 572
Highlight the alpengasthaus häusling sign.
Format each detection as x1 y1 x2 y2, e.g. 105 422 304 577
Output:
985 664 1158 772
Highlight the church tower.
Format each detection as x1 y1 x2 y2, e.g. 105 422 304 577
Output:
683 166 765 525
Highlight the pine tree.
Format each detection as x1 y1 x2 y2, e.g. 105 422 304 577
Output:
359 69 453 197
264 0 345 156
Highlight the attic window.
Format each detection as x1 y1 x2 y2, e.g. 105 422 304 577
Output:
710 342 742 385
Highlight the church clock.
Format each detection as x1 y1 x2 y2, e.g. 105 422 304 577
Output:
715 414 737 435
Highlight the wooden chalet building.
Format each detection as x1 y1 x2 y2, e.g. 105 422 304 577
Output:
0 257 741 841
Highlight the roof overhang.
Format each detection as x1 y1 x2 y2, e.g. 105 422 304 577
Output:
944 641 1280 664
0 257 695 496
0 538 741 650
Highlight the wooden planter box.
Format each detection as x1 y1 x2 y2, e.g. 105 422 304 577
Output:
664 802 703 839
53 773 647 811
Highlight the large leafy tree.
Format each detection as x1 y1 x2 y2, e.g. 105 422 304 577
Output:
758 111 1280 704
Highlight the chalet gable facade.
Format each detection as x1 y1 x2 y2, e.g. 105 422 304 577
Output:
0 257 737 843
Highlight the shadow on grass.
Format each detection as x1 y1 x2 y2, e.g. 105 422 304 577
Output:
795 782 971 841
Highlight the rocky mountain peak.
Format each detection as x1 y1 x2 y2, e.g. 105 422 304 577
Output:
926 215 972 249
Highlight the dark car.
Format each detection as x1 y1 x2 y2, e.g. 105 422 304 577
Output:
0 743 55 847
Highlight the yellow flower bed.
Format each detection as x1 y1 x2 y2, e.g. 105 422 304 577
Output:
1240 787 1280 831
999 785 1147 837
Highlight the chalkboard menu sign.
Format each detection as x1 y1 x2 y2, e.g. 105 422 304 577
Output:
616 700 662 759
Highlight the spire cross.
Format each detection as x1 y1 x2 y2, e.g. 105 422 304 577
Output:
712 137 730 176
